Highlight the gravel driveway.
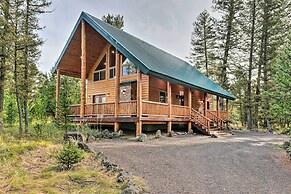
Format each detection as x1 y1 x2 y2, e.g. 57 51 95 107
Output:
89 131 291 194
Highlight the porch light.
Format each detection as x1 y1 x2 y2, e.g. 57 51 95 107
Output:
111 50 115 54
107 93 110 96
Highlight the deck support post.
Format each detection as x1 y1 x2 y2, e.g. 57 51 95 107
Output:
80 20 87 119
114 50 120 132
226 98 229 129
136 69 142 136
226 99 229 117
204 93 207 116
217 96 220 127
167 82 172 133
188 88 192 132
55 69 61 118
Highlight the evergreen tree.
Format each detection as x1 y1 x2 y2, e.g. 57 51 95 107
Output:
54 77 73 132
254 0 290 129
102 14 124 29
213 0 243 89
267 45 291 130
22 0 51 133
189 10 217 78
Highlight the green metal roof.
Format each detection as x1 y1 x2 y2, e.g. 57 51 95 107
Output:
54 12 235 100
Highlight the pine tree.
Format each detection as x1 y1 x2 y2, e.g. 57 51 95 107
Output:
267 45 291 131
54 77 73 132
213 0 243 89
102 14 124 29
254 0 290 129
189 10 217 78
22 0 51 133
0 0 11 131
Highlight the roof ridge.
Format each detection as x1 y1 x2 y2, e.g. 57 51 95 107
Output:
85 12 193 69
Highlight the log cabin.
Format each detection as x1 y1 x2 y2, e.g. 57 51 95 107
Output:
53 12 235 136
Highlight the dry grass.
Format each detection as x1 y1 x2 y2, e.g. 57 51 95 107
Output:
0 138 125 194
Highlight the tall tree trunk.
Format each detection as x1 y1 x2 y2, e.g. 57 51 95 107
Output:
221 0 235 89
13 4 23 135
203 21 209 76
262 0 270 128
14 46 23 135
0 48 4 131
247 0 256 130
254 0 270 129
24 0 29 133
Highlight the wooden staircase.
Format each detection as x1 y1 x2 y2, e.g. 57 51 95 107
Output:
190 108 226 135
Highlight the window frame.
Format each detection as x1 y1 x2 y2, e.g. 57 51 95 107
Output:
93 54 107 82
159 91 167 103
109 67 116 79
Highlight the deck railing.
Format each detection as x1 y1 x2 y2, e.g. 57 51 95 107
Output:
142 100 169 117
219 111 228 121
70 104 81 116
70 101 228 122
172 105 190 118
119 101 137 115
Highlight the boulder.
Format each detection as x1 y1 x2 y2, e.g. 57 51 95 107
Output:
77 142 91 152
64 131 86 142
137 133 147 142
121 181 143 194
101 158 118 171
210 134 218 138
101 129 110 138
117 171 129 183
87 134 95 142
118 130 124 136
167 131 174 137
188 129 193 134
283 141 290 149
112 132 119 139
155 130 162 138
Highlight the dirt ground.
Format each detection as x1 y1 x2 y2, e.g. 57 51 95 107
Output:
89 131 291 194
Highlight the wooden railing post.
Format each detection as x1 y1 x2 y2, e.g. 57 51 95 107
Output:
80 20 87 119
188 88 192 132
114 50 120 132
167 82 172 133
136 69 142 136
55 69 61 118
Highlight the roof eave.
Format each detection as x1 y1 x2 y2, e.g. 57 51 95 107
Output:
147 70 235 100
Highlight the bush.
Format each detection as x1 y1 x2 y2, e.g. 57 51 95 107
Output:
56 142 84 170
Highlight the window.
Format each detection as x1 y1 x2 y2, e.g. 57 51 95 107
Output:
109 46 116 79
160 91 167 103
121 56 136 76
109 68 116 79
93 94 106 104
220 98 225 111
94 55 106 81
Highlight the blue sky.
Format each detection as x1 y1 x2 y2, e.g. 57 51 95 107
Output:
38 0 213 73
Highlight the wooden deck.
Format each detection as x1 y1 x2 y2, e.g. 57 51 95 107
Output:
69 100 228 134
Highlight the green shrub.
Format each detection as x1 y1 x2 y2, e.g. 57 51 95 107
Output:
56 142 84 170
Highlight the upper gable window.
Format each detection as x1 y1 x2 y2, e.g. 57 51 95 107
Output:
121 55 136 76
94 54 106 82
109 46 116 79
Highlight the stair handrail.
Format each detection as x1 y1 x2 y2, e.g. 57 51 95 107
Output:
207 110 226 122
191 108 211 132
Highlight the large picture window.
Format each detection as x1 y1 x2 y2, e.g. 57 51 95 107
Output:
109 46 116 79
94 55 106 82
121 55 136 76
